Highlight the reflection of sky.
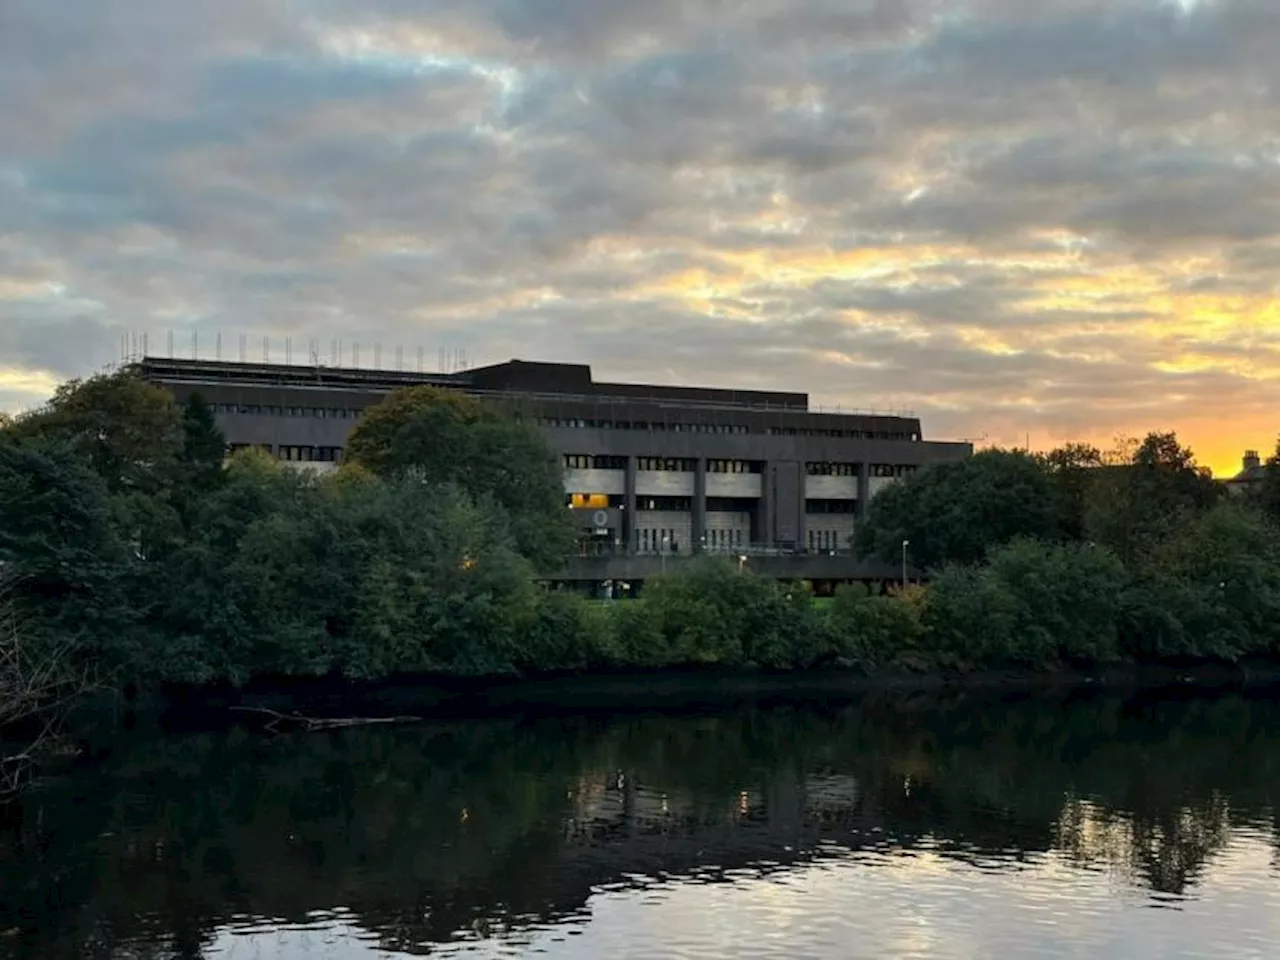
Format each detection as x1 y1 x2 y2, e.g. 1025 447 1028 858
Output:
205 828 1280 959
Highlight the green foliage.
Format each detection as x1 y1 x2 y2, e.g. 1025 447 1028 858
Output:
1085 432 1222 568
921 564 1019 665
179 393 227 492
640 558 815 668
1127 501 1280 659
1252 437 1280 527
858 449 1059 569
345 387 574 568
0 435 140 652
1038 442 1104 541
155 464 540 685
825 585 925 668
9 373 183 495
5 371 1280 693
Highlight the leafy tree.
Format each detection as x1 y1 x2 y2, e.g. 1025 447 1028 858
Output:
8 373 183 495
857 449 1059 569
983 538 1127 663
0 436 139 652
1130 501 1280 659
1252 437 1280 526
345 387 574 568
921 563 1019 666
1085 432 1221 567
179 393 227 490
1039 442 1104 541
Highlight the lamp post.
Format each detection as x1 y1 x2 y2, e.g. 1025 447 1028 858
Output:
738 554 748 573
661 535 670 576
901 539 910 591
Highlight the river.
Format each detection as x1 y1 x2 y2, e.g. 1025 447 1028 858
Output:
1 689 1278 958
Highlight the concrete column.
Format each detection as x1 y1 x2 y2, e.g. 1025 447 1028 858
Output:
625 455 638 555
693 458 708 554
760 461 775 548
856 462 871 519
796 470 808 553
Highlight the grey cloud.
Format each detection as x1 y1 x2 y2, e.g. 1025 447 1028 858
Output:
4 0 1280 464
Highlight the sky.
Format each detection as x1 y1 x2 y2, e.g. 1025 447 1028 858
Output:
3 0 1279 475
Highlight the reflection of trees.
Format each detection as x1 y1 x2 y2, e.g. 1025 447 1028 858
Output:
1 693 1278 958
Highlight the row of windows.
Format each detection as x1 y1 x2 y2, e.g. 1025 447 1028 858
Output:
637 457 698 472
808 529 849 551
806 462 859 476
542 417 918 440
279 446 344 462
803 463 920 478
214 405 918 442
228 443 343 463
806 500 859 514
770 427 919 441
563 454 628 470
872 464 917 478
638 529 682 552
707 459 759 474
705 528 746 549
541 418 751 435
565 456 765 474
216 404 364 419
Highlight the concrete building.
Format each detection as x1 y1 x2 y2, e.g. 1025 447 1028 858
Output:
135 357 970 569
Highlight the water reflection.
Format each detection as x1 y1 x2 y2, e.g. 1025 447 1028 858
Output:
1 691 1279 958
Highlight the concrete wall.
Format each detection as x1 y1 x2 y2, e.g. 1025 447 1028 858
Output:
804 475 858 499
563 468 626 496
706 473 762 498
635 470 695 498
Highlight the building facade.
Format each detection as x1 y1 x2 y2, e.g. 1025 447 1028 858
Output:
136 357 971 556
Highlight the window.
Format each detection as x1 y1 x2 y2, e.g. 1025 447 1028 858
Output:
637 457 696 472
278 446 315 462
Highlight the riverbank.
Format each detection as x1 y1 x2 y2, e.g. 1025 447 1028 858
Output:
134 657 1280 728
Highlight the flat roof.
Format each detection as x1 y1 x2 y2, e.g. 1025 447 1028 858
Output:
133 356 815 412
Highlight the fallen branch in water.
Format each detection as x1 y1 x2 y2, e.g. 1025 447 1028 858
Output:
230 706 421 734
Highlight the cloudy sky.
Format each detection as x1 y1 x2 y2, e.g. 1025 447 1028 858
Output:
3 0 1279 474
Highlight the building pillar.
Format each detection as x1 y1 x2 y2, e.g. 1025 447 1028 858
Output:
759 461 775 548
625 455 638 556
797 468 808 553
856 462 871 519
693 458 707 554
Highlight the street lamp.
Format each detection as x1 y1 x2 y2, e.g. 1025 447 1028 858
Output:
661 535 670 575
738 554 748 573
901 539 910 591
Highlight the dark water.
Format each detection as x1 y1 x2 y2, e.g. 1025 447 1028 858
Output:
2 690 1279 959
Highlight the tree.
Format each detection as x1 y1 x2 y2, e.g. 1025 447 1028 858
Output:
1039 442 1104 541
8 373 183 496
0 435 140 652
1252 437 1280 526
345 387 574 567
1084 432 1221 567
179 393 227 490
857 449 1059 569
1132 500 1280 659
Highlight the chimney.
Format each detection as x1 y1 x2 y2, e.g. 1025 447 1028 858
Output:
1244 450 1261 471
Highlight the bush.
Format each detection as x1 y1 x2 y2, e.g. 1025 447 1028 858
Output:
641 558 812 669
825 586 924 669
